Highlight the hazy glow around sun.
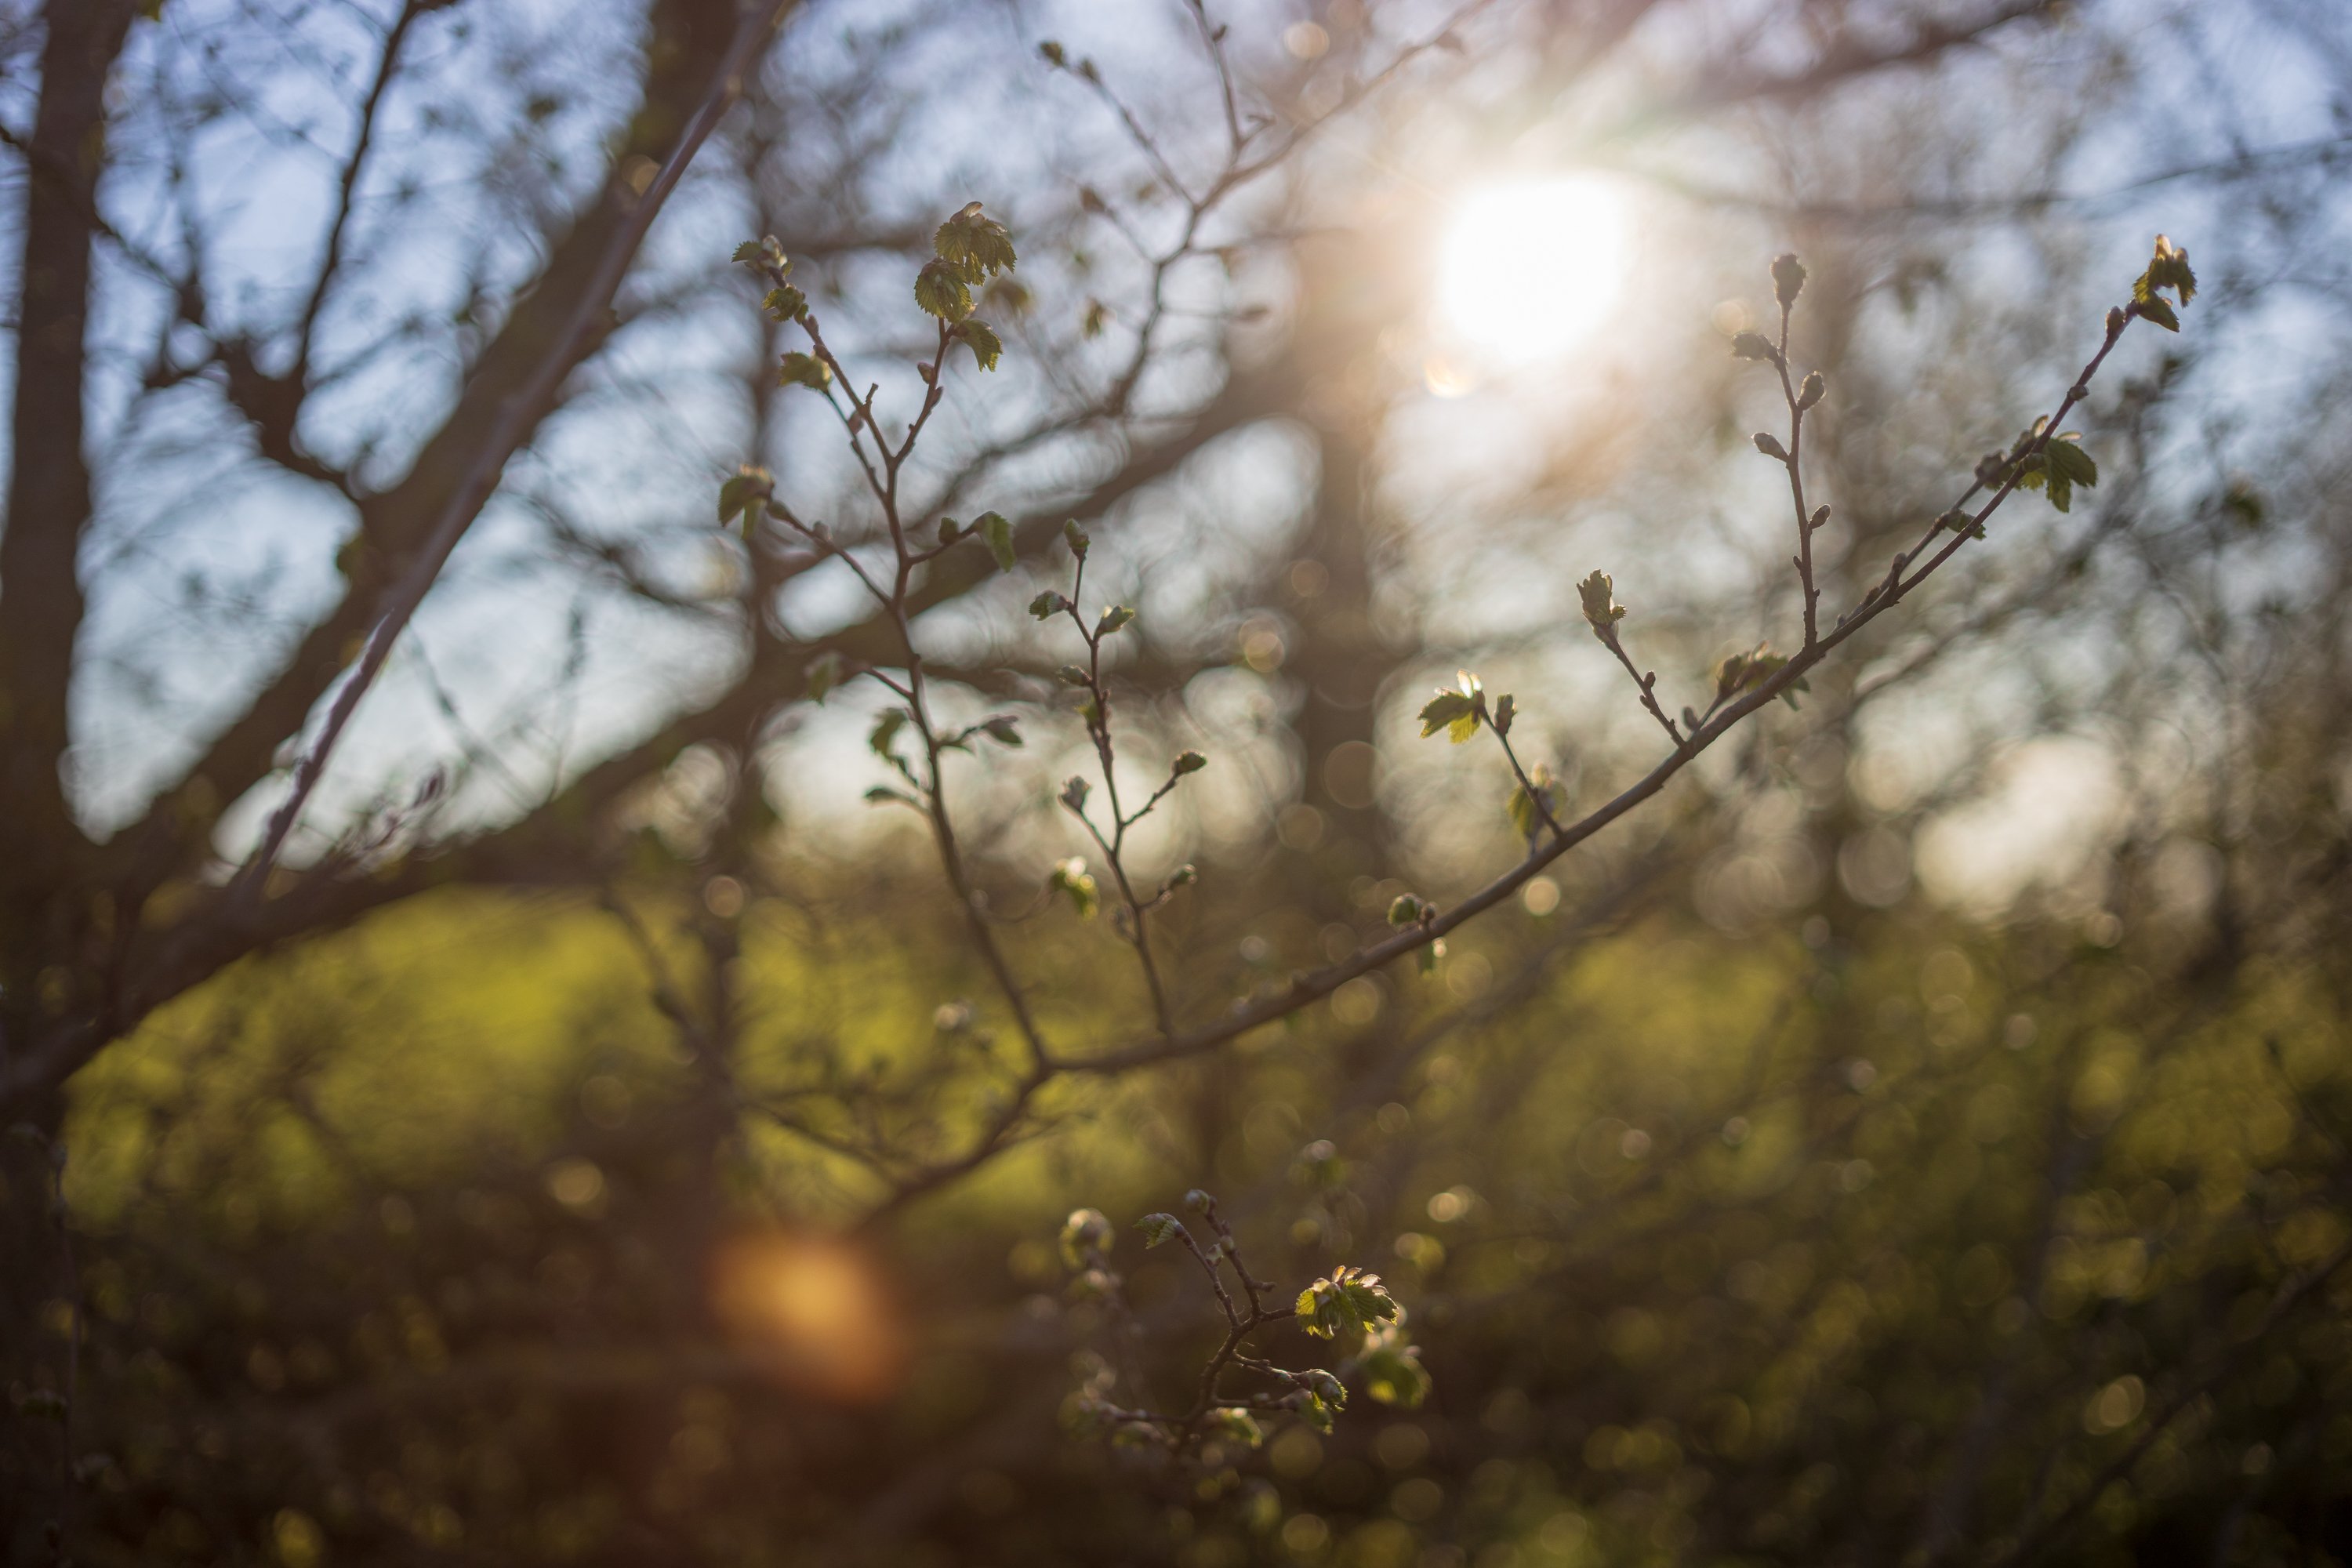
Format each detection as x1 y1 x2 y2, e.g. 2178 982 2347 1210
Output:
1438 176 1632 362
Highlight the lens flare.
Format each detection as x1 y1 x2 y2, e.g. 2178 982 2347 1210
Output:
710 1232 906 1403
1437 176 1631 361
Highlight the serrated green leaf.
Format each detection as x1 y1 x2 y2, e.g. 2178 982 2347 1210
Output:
2136 295 2180 332
805 650 844 704
731 240 767 266
762 285 807 324
976 511 1016 572
914 259 974 321
951 318 1004 372
1296 1266 1397 1340
934 206 1018 282
2047 435 2098 490
1417 690 1477 741
1134 1212 1183 1248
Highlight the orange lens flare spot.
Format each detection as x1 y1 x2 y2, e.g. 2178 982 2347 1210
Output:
710 1233 906 1403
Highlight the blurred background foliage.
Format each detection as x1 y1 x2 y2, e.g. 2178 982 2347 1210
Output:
4 0 2351 1564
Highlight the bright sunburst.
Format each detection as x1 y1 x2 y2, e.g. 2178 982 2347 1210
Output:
1437 176 1632 363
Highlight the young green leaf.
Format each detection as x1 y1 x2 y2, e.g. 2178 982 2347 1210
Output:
1097 605 1135 637
976 511 1017 572
1507 765 1557 841
778 352 831 390
933 204 1018 282
717 465 772 528
1171 750 1207 776
1577 570 1626 634
1058 775 1090 813
980 716 1022 746
762 285 807 324
869 709 908 759
950 318 1004 372
1417 689 1480 743
1134 1212 1183 1248
914 259 974 321
1295 1265 1400 1339
1029 590 1071 620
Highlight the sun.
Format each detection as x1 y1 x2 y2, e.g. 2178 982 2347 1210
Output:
1437 175 1632 363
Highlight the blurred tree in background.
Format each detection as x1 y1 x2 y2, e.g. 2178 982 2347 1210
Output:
2 0 2350 1564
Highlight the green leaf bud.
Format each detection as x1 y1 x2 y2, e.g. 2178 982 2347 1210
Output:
1753 430 1790 462
1171 750 1207 776
1798 370 1826 410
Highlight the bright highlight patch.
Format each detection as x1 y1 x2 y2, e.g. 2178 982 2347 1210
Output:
711 1232 906 1403
1438 176 1631 361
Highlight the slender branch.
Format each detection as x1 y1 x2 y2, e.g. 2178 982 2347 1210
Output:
232 0 798 898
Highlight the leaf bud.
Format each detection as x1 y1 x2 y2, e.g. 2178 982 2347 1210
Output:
1577 569 1625 633
1387 894 1428 927
1165 862 1197 889
1063 518 1090 557
1039 39 1066 67
1809 505 1830 533
1056 664 1091 686
1730 331 1778 364
1491 693 1515 735
1058 775 1090 812
1798 370 1826 411
2106 306 2126 339
1029 590 1071 620
1183 1189 1215 1213
1771 252 1807 308
1753 431 1790 462
1171 750 1207 776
